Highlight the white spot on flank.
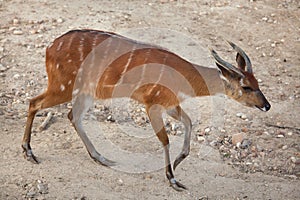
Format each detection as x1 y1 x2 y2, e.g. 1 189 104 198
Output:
57 41 63 51
117 49 136 85
68 34 75 49
68 80 72 85
123 50 135 74
155 90 161 97
156 66 165 85
68 59 72 63
79 37 85 61
56 63 60 69
60 84 65 91
92 35 98 46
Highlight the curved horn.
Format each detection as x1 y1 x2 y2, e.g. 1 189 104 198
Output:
211 49 244 78
227 41 253 74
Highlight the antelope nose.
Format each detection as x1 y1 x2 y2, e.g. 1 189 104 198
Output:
264 102 271 111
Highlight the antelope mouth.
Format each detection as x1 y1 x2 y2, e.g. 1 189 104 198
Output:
255 104 271 112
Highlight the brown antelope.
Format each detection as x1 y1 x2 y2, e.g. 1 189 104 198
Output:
22 29 270 191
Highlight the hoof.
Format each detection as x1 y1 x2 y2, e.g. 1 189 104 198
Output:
93 156 116 167
170 178 187 191
23 149 39 164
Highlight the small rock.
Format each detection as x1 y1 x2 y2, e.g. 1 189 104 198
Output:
257 79 262 83
29 29 38 34
13 73 20 79
13 30 23 35
236 113 243 117
240 139 251 149
232 133 244 145
107 115 115 122
204 127 211 133
241 114 247 120
0 64 6 72
13 18 20 25
26 190 36 198
209 140 218 147
291 157 296 163
276 134 284 138
57 18 64 23
282 145 288 150
117 178 124 185
37 180 48 194
287 132 293 136
197 136 205 142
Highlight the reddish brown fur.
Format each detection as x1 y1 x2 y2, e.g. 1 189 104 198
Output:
22 29 270 191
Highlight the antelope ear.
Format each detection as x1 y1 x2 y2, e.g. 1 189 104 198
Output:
216 62 231 78
215 62 244 79
236 53 246 71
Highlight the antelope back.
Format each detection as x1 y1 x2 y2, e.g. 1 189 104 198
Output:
45 30 207 108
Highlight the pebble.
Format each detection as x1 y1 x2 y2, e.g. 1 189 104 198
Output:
240 139 251 149
0 64 6 72
241 114 247 120
282 145 288 150
57 18 64 23
26 190 36 198
257 79 262 83
197 136 205 142
209 140 218 147
37 180 48 194
12 18 20 25
287 132 293 136
13 30 23 35
117 178 124 185
13 73 20 79
236 112 248 120
232 133 244 145
291 157 296 163
236 113 243 117
204 127 211 133
276 134 284 138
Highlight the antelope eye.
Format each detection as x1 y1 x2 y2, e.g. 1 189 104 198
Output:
242 86 252 91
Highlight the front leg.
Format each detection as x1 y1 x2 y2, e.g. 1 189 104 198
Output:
147 105 187 191
167 106 192 171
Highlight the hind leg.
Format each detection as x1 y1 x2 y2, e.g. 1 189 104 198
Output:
68 98 115 167
22 91 69 163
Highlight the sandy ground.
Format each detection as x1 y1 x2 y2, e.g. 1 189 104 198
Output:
0 0 299 199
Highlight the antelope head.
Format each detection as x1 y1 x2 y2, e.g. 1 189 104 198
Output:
211 41 271 112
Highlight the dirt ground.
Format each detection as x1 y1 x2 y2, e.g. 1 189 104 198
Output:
0 0 299 199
